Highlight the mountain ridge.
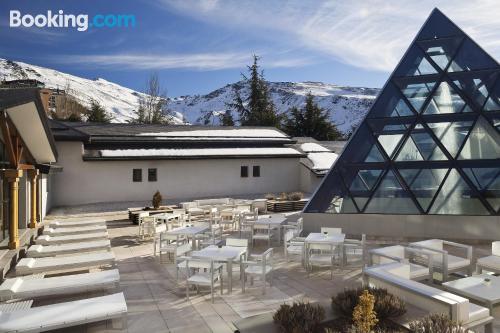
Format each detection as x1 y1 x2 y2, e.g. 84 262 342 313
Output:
0 58 379 134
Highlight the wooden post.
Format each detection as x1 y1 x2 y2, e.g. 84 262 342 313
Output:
5 169 22 250
27 169 39 228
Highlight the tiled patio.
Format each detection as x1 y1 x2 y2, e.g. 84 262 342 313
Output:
39 212 500 333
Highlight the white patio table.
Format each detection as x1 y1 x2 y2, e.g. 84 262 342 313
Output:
253 216 287 244
443 274 500 311
191 245 247 294
166 225 209 249
304 233 346 268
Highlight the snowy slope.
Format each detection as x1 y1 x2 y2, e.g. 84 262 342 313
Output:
0 58 379 134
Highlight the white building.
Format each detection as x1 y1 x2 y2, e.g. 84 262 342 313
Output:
49 122 339 207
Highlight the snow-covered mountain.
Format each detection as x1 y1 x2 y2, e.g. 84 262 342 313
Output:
0 58 379 134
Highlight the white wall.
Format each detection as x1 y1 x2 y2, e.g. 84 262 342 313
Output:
52 141 301 206
299 163 323 194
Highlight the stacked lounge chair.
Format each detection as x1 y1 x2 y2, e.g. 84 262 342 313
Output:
0 217 128 332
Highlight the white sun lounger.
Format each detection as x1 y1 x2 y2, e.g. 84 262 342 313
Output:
49 218 106 228
26 240 111 258
43 225 107 236
16 252 115 276
35 231 108 245
0 292 127 332
0 269 120 301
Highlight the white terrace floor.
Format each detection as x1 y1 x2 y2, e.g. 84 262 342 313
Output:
39 212 500 333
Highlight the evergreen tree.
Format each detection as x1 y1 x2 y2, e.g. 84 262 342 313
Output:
283 92 342 140
230 55 281 127
219 110 235 126
87 99 112 123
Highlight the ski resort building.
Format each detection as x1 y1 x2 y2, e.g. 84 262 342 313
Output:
303 9 500 240
48 122 337 207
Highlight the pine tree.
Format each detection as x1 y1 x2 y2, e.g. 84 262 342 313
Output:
283 92 342 140
87 99 112 123
219 110 235 126
230 55 281 127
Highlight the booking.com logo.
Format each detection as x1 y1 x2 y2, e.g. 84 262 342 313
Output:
9 10 136 32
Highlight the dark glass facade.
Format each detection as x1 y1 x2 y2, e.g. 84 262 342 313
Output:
305 9 500 216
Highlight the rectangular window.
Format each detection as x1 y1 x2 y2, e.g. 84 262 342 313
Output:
148 168 157 182
241 166 248 178
253 166 260 177
133 169 142 182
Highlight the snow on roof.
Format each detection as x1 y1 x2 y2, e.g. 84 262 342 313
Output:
306 152 338 170
99 147 301 158
137 129 288 138
300 142 330 153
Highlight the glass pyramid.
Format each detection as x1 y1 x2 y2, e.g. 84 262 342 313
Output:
305 8 500 216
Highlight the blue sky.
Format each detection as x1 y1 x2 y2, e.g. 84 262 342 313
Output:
1 1 500 96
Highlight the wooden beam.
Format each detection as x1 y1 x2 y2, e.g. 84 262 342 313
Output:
18 164 35 170
0 112 16 168
17 144 23 166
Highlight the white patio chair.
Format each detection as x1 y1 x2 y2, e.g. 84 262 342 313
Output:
27 240 111 258
158 234 192 277
199 225 223 248
0 292 127 332
284 229 305 262
241 248 274 295
139 216 156 239
15 252 116 276
343 234 366 266
369 245 433 281
283 217 303 236
476 241 500 274
320 227 342 235
238 208 258 239
409 239 473 282
0 269 120 301
219 209 236 231
306 241 337 279
183 257 223 303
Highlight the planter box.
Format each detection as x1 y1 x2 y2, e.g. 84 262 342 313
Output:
266 199 308 212
128 206 176 224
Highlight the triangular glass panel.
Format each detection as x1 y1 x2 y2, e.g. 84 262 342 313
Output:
485 115 500 134
423 81 467 114
427 120 474 158
417 37 463 70
394 78 438 112
349 170 383 211
429 169 490 215
368 82 416 118
364 145 385 162
463 168 500 212
416 9 464 41
305 170 355 213
459 117 500 160
394 44 439 77
364 169 420 214
448 38 498 72
399 168 449 211
378 134 404 158
450 71 498 109
396 125 447 161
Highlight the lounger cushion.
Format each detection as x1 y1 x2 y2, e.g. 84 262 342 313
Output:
49 219 105 228
468 303 490 323
16 252 115 275
43 225 107 236
35 232 108 245
0 269 120 299
0 292 127 333
27 240 111 257
477 255 500 271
